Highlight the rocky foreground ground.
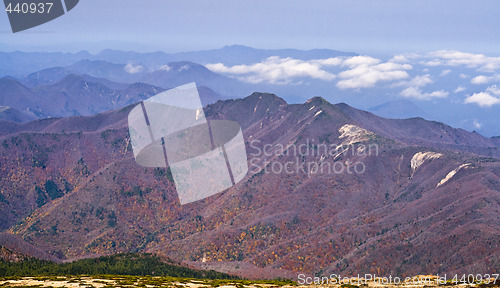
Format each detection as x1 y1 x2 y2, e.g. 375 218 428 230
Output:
0 275 498 288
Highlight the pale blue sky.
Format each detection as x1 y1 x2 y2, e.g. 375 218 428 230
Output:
1 0 499 54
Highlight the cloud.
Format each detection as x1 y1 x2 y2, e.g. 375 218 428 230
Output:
465 92 500 107
336 67 409 89
206 56 337 84
471 75 489 84
470 74 500 84
421 59 443 66
124 63 145 74
454 86 466 93
341 56 381 68
486 85 500 96
440 69 451 76
389 54 419 63
159 64 172 71
473 119 482 129
389 55 409 63
208 55 412 88
395 74 448 100
336 58 412 89
310 58 343 66
393 74 432 87
410 74 433 87
401 87 448 100
423 50 500 72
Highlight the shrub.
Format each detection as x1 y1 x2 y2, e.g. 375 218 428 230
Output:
45 180 63 200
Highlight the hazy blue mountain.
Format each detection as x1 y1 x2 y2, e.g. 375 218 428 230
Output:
96 45 357 67
139 61 252 97
20 59 250 98
493 136 500 146
1 47 500 137
24 67 74 87
0 50 92 78
30 74 164 117
0 46 356 79
368 100 429 119
0 77 46 118
67 60 147 83
22 61 142 88
0 73 225 120
0 106 34 122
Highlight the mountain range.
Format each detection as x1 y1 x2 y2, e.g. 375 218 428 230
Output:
0 45 356 78
0 70 228 120
2 46 500 137
0 92 498 278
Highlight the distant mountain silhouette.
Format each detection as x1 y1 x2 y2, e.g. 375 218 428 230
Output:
0 106 34 122
0 77 46 118
0 46 356 78
96 45 358 66
140 61 251 97
0 73 227 120
369 99 428 119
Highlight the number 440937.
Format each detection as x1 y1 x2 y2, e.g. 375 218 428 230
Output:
450 274 499 284
5 2 53 14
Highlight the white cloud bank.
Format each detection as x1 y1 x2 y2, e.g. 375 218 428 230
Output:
207 50 500 107
470 74 500 84
401 87 449 100
206 56 337 84
207 55 412 88
464 85 500 107
396 74 449 100
336 57 412 89
421 50 500 72
486 85 500 96
465 92 500 107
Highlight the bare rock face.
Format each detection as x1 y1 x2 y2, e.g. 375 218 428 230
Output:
436 163 472 187
410 152 442 174
338 124 374 146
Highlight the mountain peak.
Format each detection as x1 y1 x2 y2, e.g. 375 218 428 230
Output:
0 76 23 84
221 44 253 50
160 61 205 72
247 92 287 105
0 105 33 123
332 102 353 111
73 59 105 65
61 73 84 81
0 76 19 81
0 77 32 92
305 96 330 106
369 99 427 120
